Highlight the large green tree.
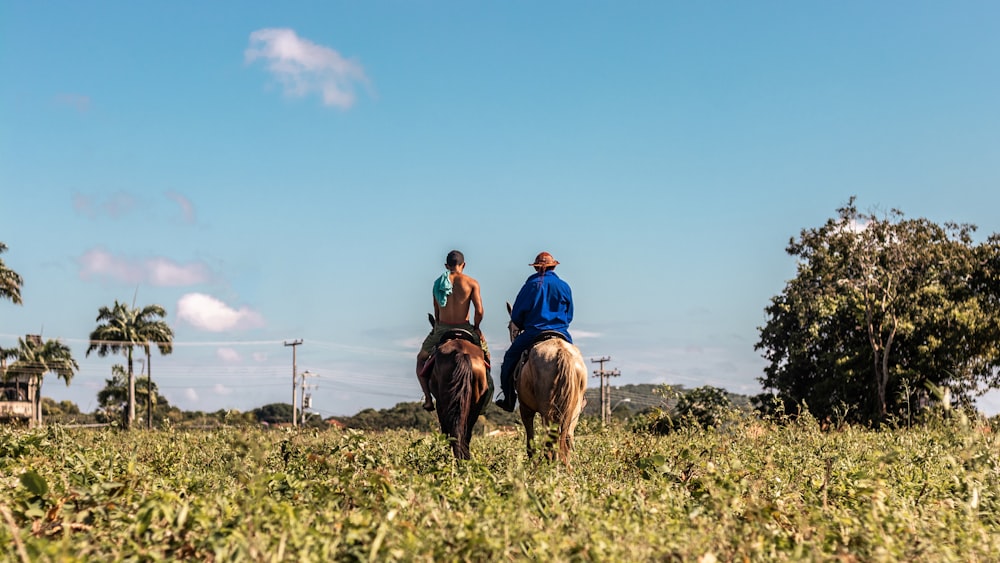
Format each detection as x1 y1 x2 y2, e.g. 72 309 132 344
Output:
0 242 23 306
757 198 1000 422
87 301 174 430
3 335 79 426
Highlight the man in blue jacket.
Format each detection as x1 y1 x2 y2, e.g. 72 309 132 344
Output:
495 251 573 412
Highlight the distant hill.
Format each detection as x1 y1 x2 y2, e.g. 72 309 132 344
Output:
583 383 751 417
331 383 752 431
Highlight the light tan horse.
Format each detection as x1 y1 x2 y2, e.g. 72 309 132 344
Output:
506 303 588 467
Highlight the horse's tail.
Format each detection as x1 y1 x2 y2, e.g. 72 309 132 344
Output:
441 341 477 459
551 343 587 466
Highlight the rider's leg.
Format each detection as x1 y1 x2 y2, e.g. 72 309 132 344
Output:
416 351 434 411
479 335 491 378
496 335 528 412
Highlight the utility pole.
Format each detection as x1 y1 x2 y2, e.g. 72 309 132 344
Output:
300 370 317 426
284 340 302 427
591 356 621 424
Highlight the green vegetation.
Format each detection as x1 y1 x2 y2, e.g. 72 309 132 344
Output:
86 301 174 430
758 198 1000 423
1 415 997 561
636 385 739 433
96 366 173 427
0 242 23 306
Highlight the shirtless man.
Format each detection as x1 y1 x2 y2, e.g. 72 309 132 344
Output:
416 250 490 411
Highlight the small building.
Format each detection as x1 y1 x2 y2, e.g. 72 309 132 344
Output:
0 372 37 425
1 334 43 426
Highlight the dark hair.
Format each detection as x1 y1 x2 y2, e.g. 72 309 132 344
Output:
446 250 465 269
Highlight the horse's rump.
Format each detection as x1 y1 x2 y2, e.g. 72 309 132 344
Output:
432 339 488 459
522 339 587 464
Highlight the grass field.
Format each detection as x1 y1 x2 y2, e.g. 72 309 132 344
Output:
1 415 998 562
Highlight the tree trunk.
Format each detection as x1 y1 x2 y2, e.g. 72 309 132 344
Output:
127 351 135 430
874 350 886 419
872 321 898 421
33 375 42 428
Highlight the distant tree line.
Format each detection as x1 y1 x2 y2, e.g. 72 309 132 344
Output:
9 198 1000 433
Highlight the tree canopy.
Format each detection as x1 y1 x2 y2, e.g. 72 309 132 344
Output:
87 301 174 429
3 335 79 426
0 242 23 306
97 364 170 426
4 336 78 387
756 198 1000 423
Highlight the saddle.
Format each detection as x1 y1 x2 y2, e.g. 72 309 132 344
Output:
418 329 490 381
436 328 479 346
514 331 569 383
529 330 569 345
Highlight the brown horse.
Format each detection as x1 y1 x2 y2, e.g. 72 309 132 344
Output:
425 315 491 460
506 303 588 467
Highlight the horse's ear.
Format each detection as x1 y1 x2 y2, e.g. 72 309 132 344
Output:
428 313 435 327
506 302 512 316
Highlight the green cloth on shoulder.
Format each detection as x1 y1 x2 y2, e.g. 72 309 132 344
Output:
433 271 453 307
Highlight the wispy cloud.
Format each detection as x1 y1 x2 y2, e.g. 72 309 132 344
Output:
395 337 423 350
573 330 602 339
73 192 137 219
166 190 196 224
177 293 265 332
216 348 242 363
55 93 91 112
78 248 213 286
245 28 369 109
184 388 199 402
73 191 200 223
213 383 233 396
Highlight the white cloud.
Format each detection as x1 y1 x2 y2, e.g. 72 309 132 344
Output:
245 28 369 109
216 348 242 363
184 388 199 402
252 352 268 362
78 248 212 287
177 293 265 332
78 248 144 284
165 191 196 224
213 383 233 396
838 218 869 233
572 330 602 339
146 257 212 286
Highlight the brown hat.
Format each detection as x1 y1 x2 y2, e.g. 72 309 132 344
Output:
530 252 560 268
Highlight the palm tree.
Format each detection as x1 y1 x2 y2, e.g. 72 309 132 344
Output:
0 345 16 371
4 335 79 427
0 242 24 306
87 301 173 430
96 364 128 425
97 364 162 427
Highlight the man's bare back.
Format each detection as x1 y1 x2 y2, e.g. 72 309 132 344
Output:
436 271 483 329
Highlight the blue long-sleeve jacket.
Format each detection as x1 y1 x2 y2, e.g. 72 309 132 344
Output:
510 271 573 339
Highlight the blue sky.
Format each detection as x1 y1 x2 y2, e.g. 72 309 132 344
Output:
3 2 1000 417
